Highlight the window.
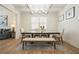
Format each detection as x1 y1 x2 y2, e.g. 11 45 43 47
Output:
31 16 47 31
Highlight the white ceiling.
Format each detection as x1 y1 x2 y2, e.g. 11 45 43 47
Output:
14 4 66 14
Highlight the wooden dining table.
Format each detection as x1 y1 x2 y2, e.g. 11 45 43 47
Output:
21 32 60 38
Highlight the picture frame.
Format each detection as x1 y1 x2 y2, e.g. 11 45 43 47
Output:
0 15 8 27
66 7 75 19
59 15 64 22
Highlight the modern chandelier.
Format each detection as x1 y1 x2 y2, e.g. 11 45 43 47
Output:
28 4 50 14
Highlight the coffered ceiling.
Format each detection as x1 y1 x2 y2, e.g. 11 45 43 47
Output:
14 4 66 14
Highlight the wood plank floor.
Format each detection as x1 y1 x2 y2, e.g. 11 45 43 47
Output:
0 39 78 54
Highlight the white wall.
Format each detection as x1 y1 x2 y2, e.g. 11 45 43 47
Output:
59 4 79 48
20 12 31 32
0 5 16 29
20 12 59 32
47 13 58 32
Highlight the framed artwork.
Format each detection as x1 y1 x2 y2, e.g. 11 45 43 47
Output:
59 15 64 22
66 7 75 19
0 15 8 27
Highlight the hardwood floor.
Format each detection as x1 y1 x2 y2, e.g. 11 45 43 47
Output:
0 39 79 54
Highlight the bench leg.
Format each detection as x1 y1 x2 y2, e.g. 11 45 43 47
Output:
53 42 56 49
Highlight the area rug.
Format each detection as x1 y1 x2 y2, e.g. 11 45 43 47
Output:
16 43 64 51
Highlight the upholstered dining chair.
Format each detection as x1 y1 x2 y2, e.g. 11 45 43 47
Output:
41 34 48 38
53 29 64 44
33 34 41 38
20 28 32 45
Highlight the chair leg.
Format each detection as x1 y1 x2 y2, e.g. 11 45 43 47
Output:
48 42 51 44
61 37 63 44
31 42 34 44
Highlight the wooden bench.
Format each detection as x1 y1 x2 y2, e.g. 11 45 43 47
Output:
22 38 57 50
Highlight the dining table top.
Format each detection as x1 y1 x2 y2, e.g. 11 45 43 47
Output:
21 32 60 34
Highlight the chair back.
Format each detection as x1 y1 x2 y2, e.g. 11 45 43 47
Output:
61 29 64 37
20 28 24 32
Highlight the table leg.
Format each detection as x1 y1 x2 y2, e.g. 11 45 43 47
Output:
22 42 24 50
